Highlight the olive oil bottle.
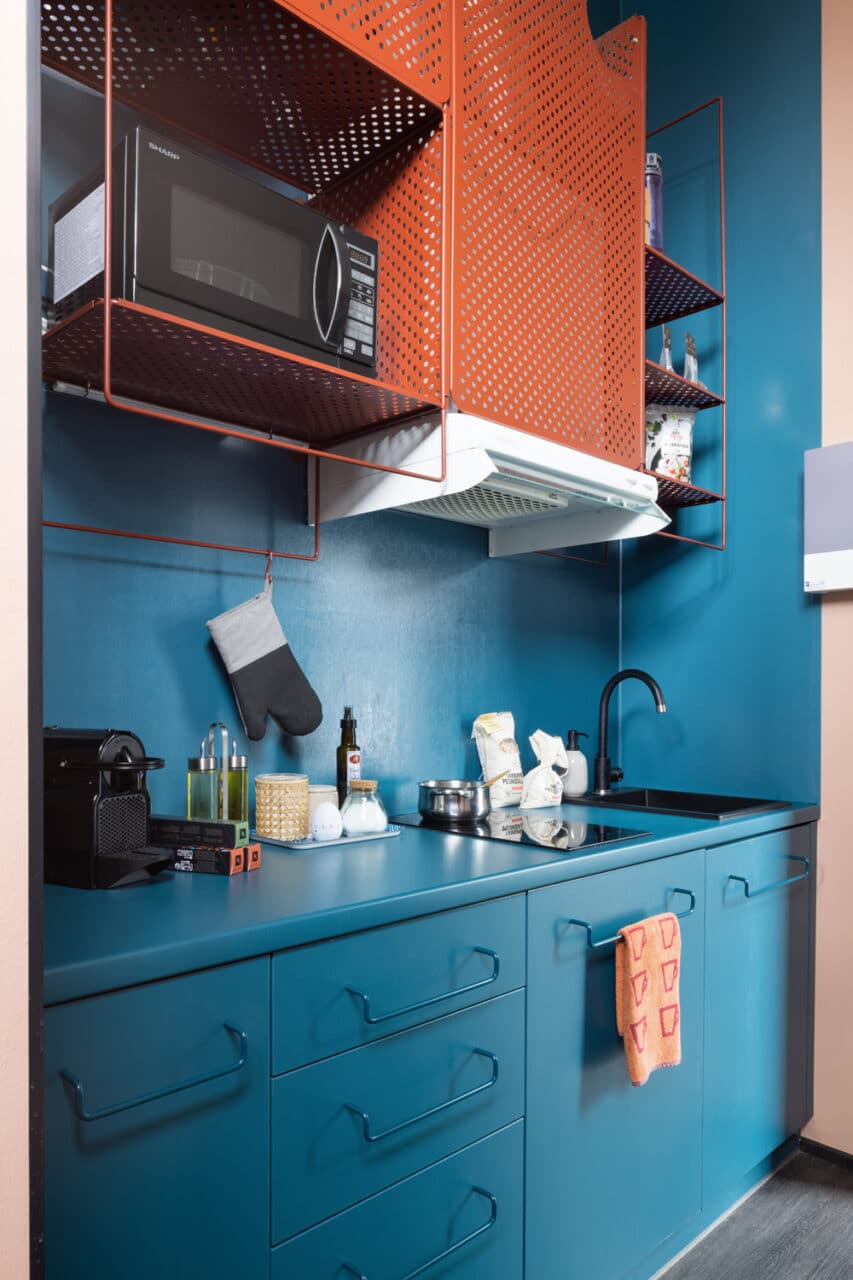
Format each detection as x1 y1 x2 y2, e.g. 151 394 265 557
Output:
336 706 361 805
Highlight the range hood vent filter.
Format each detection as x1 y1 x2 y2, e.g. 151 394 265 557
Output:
403 480 568 526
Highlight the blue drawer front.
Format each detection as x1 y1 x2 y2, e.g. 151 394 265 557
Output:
272 989 525 1244
272 1121 524 1280
272 895 525 1074
45 957 270 1280
704 826 812 1198
526 851 705 1280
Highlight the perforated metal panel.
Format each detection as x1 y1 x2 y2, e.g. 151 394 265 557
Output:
451 4 646 466
289 0 448 104
315 125 444 400
645 362 724 411
96 793 148 856
645 247 724 330
40 0 440 191
43 301 440 444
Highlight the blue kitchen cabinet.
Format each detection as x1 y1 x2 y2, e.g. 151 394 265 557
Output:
271 989 525 1242
703 825 813 1199
525 851 705 1280
271 1121 524 1280
44 957 270 1280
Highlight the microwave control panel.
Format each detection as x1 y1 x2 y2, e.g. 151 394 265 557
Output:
342 239 378 367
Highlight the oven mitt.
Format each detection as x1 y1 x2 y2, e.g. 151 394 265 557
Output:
206 580 322 740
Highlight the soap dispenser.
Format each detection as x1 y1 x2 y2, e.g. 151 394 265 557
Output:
563 730 590 799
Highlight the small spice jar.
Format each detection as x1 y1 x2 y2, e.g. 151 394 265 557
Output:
340 780 388 836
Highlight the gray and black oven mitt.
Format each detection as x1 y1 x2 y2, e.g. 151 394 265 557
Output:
207 580 322 740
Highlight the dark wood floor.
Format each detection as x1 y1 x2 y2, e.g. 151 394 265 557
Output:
663 1153 853 1280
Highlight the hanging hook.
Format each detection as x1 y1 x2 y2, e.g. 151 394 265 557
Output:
264 550 273 585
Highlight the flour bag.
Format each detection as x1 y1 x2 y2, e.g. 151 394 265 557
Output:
520 729 568 809
471 712 523 808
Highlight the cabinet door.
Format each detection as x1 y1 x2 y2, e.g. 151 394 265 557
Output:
704 825 813 1198
45 958 270 1280
526 851 705 1280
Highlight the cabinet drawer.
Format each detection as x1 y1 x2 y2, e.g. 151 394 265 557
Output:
272 895 525 1074
272 1121 524 1280
272 989 525 1244
45 958 270 1280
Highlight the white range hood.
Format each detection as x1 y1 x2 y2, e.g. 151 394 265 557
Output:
310 410 670 555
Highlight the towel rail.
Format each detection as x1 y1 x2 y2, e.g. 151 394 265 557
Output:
727 855 810 899
561 888 695 950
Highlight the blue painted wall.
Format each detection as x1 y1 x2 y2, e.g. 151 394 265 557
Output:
617 0 821 802
42 74 620 818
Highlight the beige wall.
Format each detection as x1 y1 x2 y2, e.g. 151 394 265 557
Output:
805 0 853 1157
0 1 32 1274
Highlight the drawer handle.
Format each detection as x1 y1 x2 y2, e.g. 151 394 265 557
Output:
345 1047 499 1144
728 855 810 898
59 1023 248 1122
562 887 696 950
341 1185 497 1279
346 947 500 1025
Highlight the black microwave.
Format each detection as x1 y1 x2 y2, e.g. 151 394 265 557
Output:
48 126 379 376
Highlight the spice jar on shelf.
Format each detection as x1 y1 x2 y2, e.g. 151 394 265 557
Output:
341 780 388 836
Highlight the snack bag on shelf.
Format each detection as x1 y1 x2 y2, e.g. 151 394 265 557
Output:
645 404 695 484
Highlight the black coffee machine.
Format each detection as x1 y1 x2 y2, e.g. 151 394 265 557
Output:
44 728 171 889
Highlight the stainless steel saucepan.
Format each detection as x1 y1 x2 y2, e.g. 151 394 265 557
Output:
418 778 492 823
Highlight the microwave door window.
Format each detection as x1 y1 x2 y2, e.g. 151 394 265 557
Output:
167 185 322 347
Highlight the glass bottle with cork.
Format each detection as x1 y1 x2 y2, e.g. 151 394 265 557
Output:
336 706 361 805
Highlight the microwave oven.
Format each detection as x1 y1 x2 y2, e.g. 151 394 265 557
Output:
48 126 379 377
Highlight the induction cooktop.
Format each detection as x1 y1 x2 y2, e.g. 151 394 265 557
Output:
393 812 651 853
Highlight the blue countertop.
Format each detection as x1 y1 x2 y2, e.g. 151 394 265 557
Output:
43 799 819 1005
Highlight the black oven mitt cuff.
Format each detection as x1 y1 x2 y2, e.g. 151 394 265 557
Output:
207 580 323 741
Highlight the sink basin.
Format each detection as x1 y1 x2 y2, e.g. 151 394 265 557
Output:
578 788 790 822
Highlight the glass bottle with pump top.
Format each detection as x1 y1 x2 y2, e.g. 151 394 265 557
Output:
336 706 361 806
187 739 218 820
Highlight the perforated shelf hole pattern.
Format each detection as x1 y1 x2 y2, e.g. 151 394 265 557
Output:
40 0 440 192
452 3 646 467
42 302 440 445
645 247 724 329
315 126 444 401
645 361 723 411
646 473 723 510
301 0 447 101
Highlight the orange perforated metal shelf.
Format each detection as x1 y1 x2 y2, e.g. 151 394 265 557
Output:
451 3 646 468
40 0 442 191
645 361 724 411
643 471 724 510
42 301 441 445
645 247 724 329
288 0 448 105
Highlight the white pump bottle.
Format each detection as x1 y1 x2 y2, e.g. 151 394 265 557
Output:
562 729 590 799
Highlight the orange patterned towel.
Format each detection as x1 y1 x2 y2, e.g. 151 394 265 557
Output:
616 912 681 1087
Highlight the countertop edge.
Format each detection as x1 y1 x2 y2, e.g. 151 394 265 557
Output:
43 802 819 1006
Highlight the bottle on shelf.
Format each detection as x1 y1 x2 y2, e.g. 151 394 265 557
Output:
337 706 362 806
645 152 664 250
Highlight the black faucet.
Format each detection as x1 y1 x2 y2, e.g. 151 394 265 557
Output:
593 668 667 795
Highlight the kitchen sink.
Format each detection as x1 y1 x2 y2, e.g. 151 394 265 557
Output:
578 788 790 821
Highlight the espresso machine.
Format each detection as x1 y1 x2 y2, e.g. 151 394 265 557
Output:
44 728 171 889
